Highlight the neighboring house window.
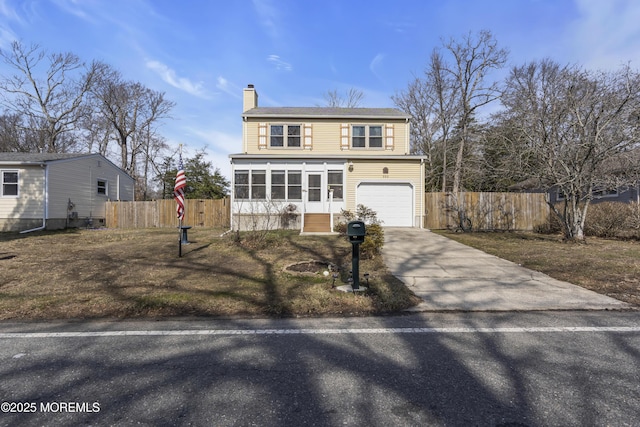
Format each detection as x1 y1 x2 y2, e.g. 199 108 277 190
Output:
288 171 302 200
351 125 383 148
234 170 249 199
251 170 266 199
2 170 18 196
97 179 108 196
270 125 301 148
593 187 618 198
328 171 343 200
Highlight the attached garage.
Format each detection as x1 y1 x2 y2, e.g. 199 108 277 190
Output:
356 182 414 227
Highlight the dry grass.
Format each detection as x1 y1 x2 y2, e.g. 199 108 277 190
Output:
0 228 420 320
437 231 640 306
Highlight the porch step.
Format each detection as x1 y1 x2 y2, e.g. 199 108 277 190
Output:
303 213 331 233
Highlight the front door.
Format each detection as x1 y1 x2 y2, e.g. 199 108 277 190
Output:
305 173 324 213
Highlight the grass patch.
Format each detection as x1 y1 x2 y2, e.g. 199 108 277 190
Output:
0 228 420 320
436 230 640 306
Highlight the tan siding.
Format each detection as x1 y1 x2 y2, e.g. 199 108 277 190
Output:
0 166 44 219
243 118 409 155
345 159 424 218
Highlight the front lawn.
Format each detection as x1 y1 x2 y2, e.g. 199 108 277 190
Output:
0 228 420 320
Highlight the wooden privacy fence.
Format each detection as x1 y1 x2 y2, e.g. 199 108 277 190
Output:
424 192 550 231
106 198 230 229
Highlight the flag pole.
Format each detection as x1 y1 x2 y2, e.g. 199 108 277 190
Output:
177 144 184 257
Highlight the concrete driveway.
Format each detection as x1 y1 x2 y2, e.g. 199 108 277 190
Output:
382 228 631 312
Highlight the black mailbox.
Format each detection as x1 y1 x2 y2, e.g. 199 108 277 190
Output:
347 220 366 244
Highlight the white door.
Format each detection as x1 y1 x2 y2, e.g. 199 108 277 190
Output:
356 182 413 226
305 172 324 213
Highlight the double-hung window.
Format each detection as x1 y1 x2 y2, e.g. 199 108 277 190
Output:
270 125 301 148
1 171 18 196
97 179 107 196
351 125 383 149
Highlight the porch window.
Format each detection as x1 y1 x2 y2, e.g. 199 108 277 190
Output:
234 170 249 199
251 171 266 199
328 171 343 200
351 125 383 149
270 125 301 148
288 171 302 200
1 170 18 196
271 170 285 200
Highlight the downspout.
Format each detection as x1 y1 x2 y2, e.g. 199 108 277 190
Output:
229 157 234 232
420 157 425 228
21 163 48 233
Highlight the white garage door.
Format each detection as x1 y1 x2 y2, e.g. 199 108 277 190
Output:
357 182 413 227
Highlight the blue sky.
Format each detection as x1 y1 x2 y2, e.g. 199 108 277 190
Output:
0 0 639 179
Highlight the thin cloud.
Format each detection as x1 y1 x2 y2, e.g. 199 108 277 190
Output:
51 0 97 24
267 54 292 71
369 53 385 80
252 0 280 40
146 60 208 98
216 76 242 99
568 0 640 69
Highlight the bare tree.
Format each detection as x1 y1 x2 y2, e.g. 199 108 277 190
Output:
500 59 640 241
393 50 459 191
88 63 175 179
322 88 364 108
393 30 507 193
443 30 508 194
0 41 97 152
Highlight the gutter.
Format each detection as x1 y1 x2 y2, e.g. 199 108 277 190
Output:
20 163 48 233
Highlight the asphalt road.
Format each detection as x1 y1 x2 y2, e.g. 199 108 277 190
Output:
0 311 638 427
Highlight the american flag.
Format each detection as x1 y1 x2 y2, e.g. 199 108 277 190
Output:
173 153 186 221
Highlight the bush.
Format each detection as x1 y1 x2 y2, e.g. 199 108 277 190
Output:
337 205 384 259
360 223 384 259
584 201 632 238
533 214 563 235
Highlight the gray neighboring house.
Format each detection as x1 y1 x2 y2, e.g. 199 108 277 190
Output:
0 152 134 232
509 178 640 205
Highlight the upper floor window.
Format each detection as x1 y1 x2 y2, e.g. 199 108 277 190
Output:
352 125 383 149
1 170 18 196
270 124 301 148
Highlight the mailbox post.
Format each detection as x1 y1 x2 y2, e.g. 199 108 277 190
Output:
346 220 366 290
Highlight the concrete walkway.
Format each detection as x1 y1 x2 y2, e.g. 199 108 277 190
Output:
382 228 631 312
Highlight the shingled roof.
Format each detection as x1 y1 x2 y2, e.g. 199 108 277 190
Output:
0 152 94 163
243 107 410 120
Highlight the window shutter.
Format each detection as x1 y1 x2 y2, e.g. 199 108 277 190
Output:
304 123 313 149
385 123 394 150
341 123 349 150
259 123 267 149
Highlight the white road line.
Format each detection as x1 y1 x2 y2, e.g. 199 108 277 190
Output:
0 326 638 338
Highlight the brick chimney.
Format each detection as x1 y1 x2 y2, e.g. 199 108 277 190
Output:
243 84 258 112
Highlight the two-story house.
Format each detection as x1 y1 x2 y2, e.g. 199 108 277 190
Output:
230 85 426 232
